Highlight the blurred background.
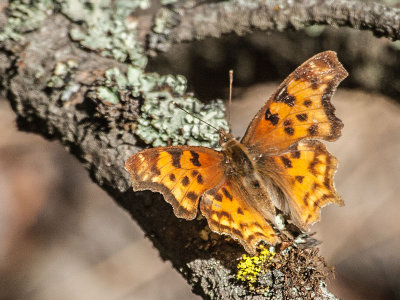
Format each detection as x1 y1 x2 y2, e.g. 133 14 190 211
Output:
1 8 400 300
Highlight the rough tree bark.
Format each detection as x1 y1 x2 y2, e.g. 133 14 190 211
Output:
0 0 398 299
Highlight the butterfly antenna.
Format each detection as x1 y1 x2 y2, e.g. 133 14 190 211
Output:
228 70 233 130
172 101 219 132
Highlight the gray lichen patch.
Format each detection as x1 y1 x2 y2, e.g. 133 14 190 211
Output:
60 0 149 67
1 0 149 67
46 59 80 102
90 65 229 148
88 66 140 131
0 0 54 42
47 59 78 88
137 93 227 148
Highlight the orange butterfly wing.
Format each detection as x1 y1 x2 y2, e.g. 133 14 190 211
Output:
200 178 279 255
125 146 224 220
243 51 347 230
242 51 347 152
258 140 344 230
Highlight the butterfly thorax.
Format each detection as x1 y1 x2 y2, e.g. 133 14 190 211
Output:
220 133 255 177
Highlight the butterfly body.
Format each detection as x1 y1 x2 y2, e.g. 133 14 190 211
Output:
220 131 255 177
126 51 348 254
219 130 278 220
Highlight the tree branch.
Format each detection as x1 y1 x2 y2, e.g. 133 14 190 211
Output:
149 0 400 52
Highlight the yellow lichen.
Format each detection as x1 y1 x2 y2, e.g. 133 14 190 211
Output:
236 247 275 290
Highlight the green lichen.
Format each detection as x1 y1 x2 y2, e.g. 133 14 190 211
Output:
152 7 178 35
2 1 228 147
59 0 149 67
137 95 227 148
47 59 78 88
46 59 81 101
305 25 326 37
97 87 119 105
390 40 400 51
236 248 276 291
0 0 54 42
161 0 178 5
92 65 229 148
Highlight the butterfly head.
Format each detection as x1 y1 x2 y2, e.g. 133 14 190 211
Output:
218 129 235 147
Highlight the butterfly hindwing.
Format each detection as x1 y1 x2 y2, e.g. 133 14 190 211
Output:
258 140 344 229
125 146 225 220
242 51 347 152
201 178 280 254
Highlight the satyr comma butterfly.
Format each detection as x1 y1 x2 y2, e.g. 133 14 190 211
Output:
125 51 347 254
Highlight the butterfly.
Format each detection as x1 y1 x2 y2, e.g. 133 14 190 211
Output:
125 51 347 255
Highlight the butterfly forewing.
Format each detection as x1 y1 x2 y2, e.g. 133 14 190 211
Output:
242 51 347 152
125 146 225 220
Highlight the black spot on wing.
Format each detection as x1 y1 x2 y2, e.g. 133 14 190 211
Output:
296 113 308 121
324 154 332 188
291 150 301 159
281 156 293 168
303 99 312 107
166 149 182 168
303 192 310 206
308 124 319 136
182 176 189 186
311 78 319 90
265 108 280 125
151 165 161 176
275 87 295 107
295 176 304 183
190 151 201 167
283 120 292 126
312 182 320 191
197 174 204 184
237 207 244 215
186 192 198 201
308 157 319 176
320 194 330 202
220 211 233 221
222 187 233 200
313 199 321 208
232 228 244 238
284 127 294 135
214 193 222 202
169 173 176 181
